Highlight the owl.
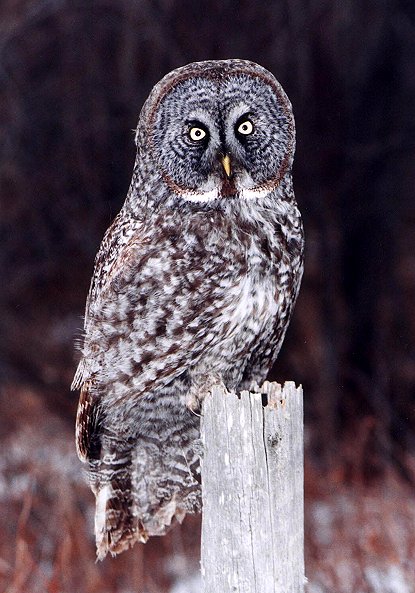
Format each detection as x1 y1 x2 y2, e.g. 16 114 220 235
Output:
72 59 304 559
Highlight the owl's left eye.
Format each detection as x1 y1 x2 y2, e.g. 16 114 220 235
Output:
236 119 254 136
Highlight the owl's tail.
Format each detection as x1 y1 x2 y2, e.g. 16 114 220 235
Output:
91 401 202 559
93 458 146 559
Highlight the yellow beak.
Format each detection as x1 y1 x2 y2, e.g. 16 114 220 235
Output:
221 154 232 178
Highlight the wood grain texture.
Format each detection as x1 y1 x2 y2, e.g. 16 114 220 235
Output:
201 381 304 593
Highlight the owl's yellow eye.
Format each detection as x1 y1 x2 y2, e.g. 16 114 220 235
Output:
237 119 254 135
189 127 207 141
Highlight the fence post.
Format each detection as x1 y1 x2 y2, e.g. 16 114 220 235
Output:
200 381 304 593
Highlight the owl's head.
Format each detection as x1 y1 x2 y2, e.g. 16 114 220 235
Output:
137 60 295 203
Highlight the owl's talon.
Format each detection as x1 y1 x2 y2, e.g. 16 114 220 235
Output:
186 392 203 413
186 373 226 412
249 381 261 393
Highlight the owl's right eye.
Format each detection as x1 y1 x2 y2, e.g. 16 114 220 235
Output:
188 126 207 142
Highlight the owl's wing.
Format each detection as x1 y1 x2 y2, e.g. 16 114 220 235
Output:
86 212 140 329
71 210 138 388
73 212 228 460
73 211 147 460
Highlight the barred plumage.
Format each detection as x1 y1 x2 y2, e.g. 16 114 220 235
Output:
72 59 304 558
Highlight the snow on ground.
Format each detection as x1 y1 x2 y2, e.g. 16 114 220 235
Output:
169 573 201 593
1 385 415 592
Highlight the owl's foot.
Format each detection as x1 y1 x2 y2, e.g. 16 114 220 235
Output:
247 380 261 393
186 373 226 412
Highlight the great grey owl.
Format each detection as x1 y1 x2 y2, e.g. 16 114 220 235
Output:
72 59 304 559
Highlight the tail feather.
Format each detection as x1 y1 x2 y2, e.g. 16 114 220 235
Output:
86 387 202 558
95 482 149 559
92 427 201 559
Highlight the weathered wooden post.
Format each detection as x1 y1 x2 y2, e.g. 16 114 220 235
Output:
200 381 304 593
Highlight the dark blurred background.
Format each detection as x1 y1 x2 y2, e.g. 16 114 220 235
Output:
1 1 414 592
